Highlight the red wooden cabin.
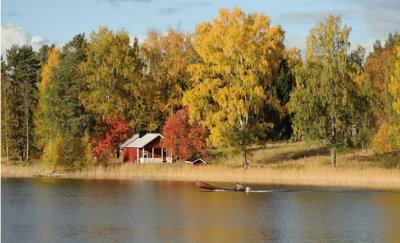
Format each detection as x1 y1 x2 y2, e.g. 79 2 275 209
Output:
121 133 171 163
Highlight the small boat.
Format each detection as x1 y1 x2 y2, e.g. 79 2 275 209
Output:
196 180 228 190
195 181 249 192
195 181 289 193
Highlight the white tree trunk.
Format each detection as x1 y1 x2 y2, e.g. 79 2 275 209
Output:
331 121 336 167
242 149 248 168
330 148 336 167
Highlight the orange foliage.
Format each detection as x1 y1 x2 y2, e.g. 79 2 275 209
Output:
161 108 207 160
92 116 131 162
361 48 395 123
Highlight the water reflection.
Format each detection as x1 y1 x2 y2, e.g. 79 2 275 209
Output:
2 178 400 242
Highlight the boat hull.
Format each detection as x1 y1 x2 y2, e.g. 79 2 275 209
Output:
195 181 244 191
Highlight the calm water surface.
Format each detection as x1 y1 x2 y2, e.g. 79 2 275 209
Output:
2 178 400 242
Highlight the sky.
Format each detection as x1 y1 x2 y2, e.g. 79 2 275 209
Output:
1 0 400 56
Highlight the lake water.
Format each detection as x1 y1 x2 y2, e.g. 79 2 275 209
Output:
2 178 400 243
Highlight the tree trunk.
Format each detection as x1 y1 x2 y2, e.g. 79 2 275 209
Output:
5 128 9 161
26 104 29 161
24 82 30 162
19 148 24 161
4 86 9 161
330 148 336 167
242 149 248 168
331 120 336 167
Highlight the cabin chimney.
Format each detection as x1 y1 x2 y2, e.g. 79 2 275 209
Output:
139 131 146 138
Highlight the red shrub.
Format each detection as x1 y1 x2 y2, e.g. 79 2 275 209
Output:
161 108 207 160
92 116 131 162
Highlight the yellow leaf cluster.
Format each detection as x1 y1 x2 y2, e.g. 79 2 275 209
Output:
389 45 400 147
80 27 138 119
35 48 61 149
372 122 397 154
140 30 197 117
39 48 61 92
389 46 400 116
183 7 285 148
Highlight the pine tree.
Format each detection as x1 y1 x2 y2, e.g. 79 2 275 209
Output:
3 45 40 160
1 58 13 160
39 34 95 169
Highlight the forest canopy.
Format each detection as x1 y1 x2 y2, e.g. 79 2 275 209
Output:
1 8 399 169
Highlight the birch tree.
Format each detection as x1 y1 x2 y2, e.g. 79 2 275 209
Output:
141 30 198 129
80 27 143 125
183 8 285 167
290 16 356 166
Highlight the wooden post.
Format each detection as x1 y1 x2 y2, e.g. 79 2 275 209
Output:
161 148 164 162
142 148 145 163
152 147 154 162
136 148 139 163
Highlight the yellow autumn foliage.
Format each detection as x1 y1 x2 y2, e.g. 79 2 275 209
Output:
372 123 397 154
40 49 61 90
183 7 285 167
140 30 197 129
389 45 400 147
35 48 61 149
389 46 400 116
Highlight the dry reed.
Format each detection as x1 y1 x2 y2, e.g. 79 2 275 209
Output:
2 163 400 190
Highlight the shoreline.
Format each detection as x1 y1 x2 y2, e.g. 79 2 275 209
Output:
2 163 400 190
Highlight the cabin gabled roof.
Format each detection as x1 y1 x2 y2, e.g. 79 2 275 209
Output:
119 134 140 148
123 133 163 148
184 157 208 164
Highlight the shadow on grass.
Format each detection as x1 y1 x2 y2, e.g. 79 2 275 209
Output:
350 153 400 168
260 146 330 164
209 145 279 157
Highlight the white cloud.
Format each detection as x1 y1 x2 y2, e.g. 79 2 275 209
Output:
1 24 29 54
31 35 50 50
1 23 51 56
279 10 348 24
351 0 400 41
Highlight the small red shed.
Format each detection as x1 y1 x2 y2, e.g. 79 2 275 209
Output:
121 133 170 163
